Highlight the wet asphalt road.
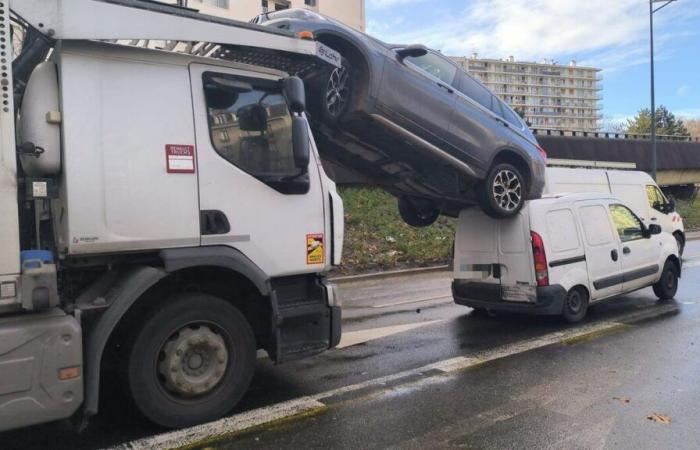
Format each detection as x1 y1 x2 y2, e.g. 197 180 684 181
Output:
3 241 700 449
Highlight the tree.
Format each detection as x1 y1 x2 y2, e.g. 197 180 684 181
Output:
685 119 700 139
625 106 690 137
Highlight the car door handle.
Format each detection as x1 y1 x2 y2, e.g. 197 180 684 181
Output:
437 82 454 94
650 217 658 221
611 249 618 261
623 246 631 255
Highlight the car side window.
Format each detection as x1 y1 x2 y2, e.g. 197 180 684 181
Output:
203 72 300 182
609 204 645 242
500 102 524 128
457 72 493 111
405 52 458 86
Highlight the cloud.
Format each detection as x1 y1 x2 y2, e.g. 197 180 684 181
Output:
367 0 427 10
367 0 698 72
677 85 691 97
676 109 700 120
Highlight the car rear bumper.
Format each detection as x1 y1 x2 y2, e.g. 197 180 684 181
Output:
452 280 566 315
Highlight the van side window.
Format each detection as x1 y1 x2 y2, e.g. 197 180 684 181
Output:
203 72 299 182
580 205 614 246
645 185 667 210
609 204 644 242
546 209 580 252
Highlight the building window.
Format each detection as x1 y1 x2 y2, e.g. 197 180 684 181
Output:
305 0 317 5
191 0 230 8
275 2 289 10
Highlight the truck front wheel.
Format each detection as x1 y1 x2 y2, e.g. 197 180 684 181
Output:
125 293 256 429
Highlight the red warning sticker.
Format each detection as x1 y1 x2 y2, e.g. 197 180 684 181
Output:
166 145 196 174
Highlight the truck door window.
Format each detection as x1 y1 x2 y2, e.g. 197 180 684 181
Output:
203 73 301 187
609 204 644 242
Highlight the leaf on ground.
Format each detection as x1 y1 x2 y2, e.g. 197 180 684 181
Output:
613 396 631 404
646 413 671 424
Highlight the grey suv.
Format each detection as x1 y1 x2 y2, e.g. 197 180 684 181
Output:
252 9 546 223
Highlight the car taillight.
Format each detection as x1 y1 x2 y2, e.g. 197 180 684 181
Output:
536 145 547 162
530 231 549 287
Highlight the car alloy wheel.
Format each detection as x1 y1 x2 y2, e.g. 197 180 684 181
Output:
492 169 522 212
325 65 350 118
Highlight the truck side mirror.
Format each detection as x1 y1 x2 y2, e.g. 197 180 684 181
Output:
284 76 306 113
396 44 428 61
292 116 310 169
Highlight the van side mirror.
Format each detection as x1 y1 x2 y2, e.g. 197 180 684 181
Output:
396 44 428 61
292 115 310 169
284 76 306 113
647 224 662 236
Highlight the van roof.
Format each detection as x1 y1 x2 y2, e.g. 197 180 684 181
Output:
534 192 618 205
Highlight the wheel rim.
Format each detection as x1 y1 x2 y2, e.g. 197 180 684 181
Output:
156 323 229 399
325 66 349 117
492 169 522 212
567 291 582 314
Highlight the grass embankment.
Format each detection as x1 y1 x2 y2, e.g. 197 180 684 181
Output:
677 199 700 231
336 187 455 274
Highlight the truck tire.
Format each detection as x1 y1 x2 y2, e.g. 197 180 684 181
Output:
478 163 526 219
125 293 256 429
653 260 678 300
398 196 440 228
307 56 352 125
562 287 589 323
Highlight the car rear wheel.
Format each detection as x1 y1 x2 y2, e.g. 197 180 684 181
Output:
125 293 256 429
398 196 440 228
653 260 678 300
307 56 352 125
562 287 589 323
478 163 526 219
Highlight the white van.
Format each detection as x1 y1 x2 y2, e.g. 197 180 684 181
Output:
544 168 686 254
452 193 681 322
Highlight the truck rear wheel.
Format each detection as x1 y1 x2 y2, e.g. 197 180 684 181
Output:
125 293 256 429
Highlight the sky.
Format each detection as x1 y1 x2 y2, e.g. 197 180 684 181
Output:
365 0 700 128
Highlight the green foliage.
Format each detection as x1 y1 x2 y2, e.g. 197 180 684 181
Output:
336 187 456 273
626 106 690 137
676 199 700 231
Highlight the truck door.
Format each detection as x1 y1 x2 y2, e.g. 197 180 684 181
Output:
189 64 326 277
497 210 537 303
577 202 622 300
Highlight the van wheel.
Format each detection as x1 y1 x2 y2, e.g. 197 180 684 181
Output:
653 260 678 300
478 163 526 219
562 287 589 323
125 293 256 429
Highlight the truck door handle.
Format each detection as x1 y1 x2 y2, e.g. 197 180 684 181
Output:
200 210 231 235
611 249 618 261
623 246 631 255
437 82 454 94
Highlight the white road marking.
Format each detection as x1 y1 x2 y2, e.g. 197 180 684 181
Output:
337 320 444 349
111 305 678 450
369 294 452 309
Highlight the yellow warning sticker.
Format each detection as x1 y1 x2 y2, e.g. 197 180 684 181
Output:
306 233 325 265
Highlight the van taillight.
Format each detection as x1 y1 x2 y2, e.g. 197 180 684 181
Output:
530 231 549 287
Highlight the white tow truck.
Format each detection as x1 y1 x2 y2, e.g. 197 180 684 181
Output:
0 0 345 431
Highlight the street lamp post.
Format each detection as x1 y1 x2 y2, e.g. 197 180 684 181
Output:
649 0 677 181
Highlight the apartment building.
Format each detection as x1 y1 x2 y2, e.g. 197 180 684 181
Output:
451 55 603 132
165 0 365 31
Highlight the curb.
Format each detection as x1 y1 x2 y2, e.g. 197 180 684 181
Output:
330 265 450 284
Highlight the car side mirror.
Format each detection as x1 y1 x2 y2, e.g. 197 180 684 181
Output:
284 76 306 113
648 224 662 236
292 115 310 169
667 196 676 213
396 44 428 61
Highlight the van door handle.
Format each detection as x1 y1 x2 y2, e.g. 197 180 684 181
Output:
623 246 631 255
611 249 618 261
650 217 658 221
437 82 454 94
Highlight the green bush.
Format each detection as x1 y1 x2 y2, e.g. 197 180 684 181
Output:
676 199 700 231
336 187 455 274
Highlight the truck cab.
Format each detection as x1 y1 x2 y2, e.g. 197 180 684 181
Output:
1 0 343 432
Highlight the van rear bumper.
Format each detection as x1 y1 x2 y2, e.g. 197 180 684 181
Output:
452 281 566 315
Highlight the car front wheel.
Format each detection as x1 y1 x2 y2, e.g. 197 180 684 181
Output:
653 260 679 300
478 163 526 218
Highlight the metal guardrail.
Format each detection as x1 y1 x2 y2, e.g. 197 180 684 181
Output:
532 128 700 142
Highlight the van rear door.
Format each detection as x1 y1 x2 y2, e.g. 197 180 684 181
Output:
454 208 535 303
